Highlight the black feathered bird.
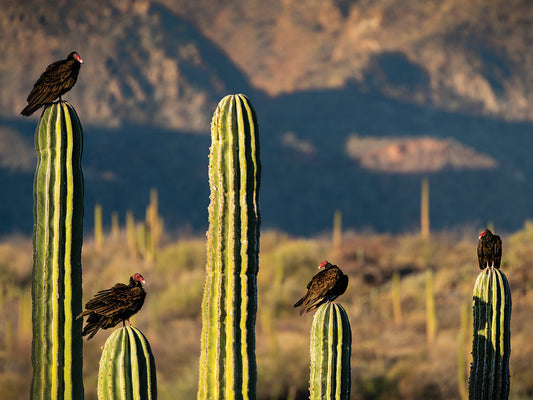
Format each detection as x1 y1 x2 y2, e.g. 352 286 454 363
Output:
21 51 83 116
77 273 146 340
477 229 502 269
294 260 348 315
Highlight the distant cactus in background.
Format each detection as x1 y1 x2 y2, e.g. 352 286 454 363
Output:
97 326 157 400
143 188 162 262
420 177 430 238
425 269 437 344
198 94 261 400
469 268 511 400
136 223 147 258
111 211 119 239
333 210 342 255
120 189 164 262
392 271 403 325
94 203 103 251
309 303 351 400
31 102 84 399
147 188 163 250
126 210 136 256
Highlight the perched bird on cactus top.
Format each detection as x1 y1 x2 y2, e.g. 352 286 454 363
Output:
477 229 502 269
294 260 349 315
77 273 146 340
21 51 83 116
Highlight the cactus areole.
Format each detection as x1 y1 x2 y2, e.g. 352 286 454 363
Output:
198 94 261 400
31 101 84 399
469 268 511 400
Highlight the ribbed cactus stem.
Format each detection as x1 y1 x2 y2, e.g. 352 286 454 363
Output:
31 101 84 399
468 268 511 400
198 94 260 400
97 326 157 400
309 303 351 400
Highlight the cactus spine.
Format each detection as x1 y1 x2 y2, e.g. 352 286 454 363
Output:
198 94 261 400
31 102 84 399
458 302 470 400
309 303 351 400
468 268 511 400
97 326 157 400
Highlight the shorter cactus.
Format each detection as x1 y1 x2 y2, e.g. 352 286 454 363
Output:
97 326 157 400
309 303 351 400
469 267 511 400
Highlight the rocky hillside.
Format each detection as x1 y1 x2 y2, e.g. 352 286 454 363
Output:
1 0 533 236
140 0 533 120
1 0 253 130
2 0 533 127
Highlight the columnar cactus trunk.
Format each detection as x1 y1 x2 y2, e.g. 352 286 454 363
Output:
468 268 512 400
97 326 157 400
31 101 84 399
198 94 261 400
309 303 352 400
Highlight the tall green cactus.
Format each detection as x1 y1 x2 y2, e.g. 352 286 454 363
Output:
31 101 84 399
309 303 351 400
198 94 261 400
468 268 512 400
98 326 157 400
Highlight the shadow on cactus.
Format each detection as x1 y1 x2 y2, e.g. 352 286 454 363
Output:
468 267 511 400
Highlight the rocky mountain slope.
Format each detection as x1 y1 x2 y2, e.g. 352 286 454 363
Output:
1 0 533 235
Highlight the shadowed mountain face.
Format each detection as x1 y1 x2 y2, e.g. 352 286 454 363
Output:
1 0 533 236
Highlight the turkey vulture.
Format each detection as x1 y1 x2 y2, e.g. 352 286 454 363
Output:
477 229 502 269
294 260 349 315
21 51 83 116
77 273 146 340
